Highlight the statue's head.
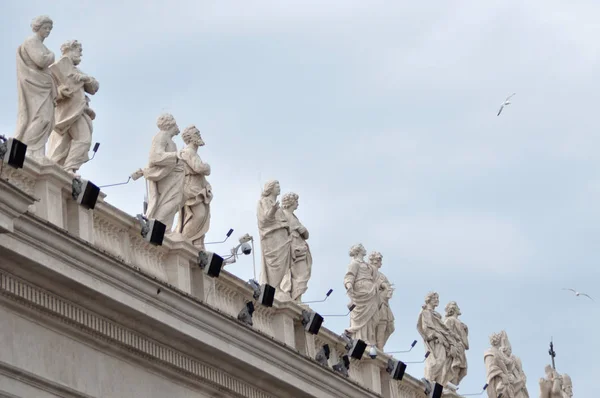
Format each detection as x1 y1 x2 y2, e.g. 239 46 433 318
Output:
489 332 502 347
156 113 179 137
182 125 204 147
60 40 83 65
562 374 573 395
348 243 366 259
444 301 461 317
262 180 280 197
31 15 53 39
499 330 512 356
368 251 383 268
281 192 299 210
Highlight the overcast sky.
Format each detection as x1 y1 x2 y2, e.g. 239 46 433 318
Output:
2 1 599 395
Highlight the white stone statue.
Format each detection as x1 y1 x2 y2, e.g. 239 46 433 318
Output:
444 301 468 386
47 40 100 176
416 292 459 387
257 180 292 301
561 374 572 397
343 244 380 345
175 125 212 249
501 331 529 398
13 15 57 158
539 365 564 398
484 332 514 398
131 113 184 232
280 192 312 301
370 251 395 350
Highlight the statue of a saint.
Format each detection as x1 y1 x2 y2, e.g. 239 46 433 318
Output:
257 180 292 301
131 113 184 232
561 374 573 398
343 244 380 345
500 331 529 398
539 365 564 398
14 15 57 158
176 125 212 249
443 301 468 386
417 292 459 386
47 40 100 176
370 251 395 350
280 192 312 301
484 332 514 398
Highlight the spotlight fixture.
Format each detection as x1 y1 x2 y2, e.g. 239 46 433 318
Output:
198 250 224 278
301 310 324 335
205 228 234 245
136 214 166 246
0 135 26 169
90 142 100 160
332 355 350 377
302 289 334 304
72 178 100 210
386 339 418 354
421 379 444 398
340 332 367 360
386 358 407 381
248 279 275 307
237 301 255 326
315 344 330 366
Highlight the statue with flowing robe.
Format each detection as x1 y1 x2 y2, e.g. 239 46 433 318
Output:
131 113 184 232
344 244 380 345
14 15 57 158
369 251 395 350
176 125 212 249
417 292 460 386
501 331 529 398
47 40 99 175
257 180 292 301
484 332 515 398
280 192 312 301
444 301 469 386
539 365 564 398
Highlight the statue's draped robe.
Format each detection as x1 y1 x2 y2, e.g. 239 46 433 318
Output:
280 210 312 301
144 131 184 232
484 348 514 398
444 316 468 385
508 355 529 398
344 260 380 344
176 146 212 249
257 197 291 297
375 272 395 349
48 56 99 172
14 36 57 157
417 308 456 385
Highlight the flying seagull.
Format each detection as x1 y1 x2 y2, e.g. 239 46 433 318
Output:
562 288 594 301
497 93 516 116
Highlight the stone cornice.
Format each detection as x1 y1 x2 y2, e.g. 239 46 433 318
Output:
0 178 36 233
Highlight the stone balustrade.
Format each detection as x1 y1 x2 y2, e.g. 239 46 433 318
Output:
0 155 462 398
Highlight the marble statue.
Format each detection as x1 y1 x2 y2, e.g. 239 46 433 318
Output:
444 301 468 386
175 125 212 249
561 374 572 398
257 180 292 301
280 192 312 301
484 332 514 398
47 40 100 176
501 331 529 398
14 15 57 158
539 365 564 398
131 113 184 232
416 292 459 387
343 244 380 345
370 251 395 350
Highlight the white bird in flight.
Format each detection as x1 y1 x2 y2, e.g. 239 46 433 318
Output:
497 93 516 116
562 288 594 301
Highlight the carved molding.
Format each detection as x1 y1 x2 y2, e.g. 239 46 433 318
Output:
0 269 274 398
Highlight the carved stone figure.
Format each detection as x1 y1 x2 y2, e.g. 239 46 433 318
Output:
279 192 312 301
343 244 380 345
561 374 573 398
257 180 292 301
131 113 184 232
501 331 529 398
47 40 100 176
175 125 212 249
539 365 564 398
417 292 459 387
370 251 395 350
444 301 468 386
484 332 514 398
14 15 57 158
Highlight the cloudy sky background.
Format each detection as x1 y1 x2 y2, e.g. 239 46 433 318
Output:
2 0 599 395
